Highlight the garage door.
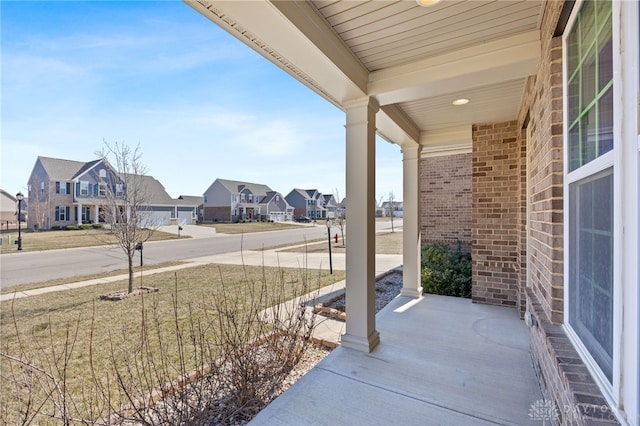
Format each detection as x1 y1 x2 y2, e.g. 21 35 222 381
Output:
139 211 171 227
270 212 285 222
178 211 192 225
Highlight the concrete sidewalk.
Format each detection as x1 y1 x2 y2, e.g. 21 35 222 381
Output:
0 247 402 302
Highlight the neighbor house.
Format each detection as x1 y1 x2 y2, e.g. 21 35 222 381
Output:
379 200 403 218
26 156 177 229
0 189 26 227
285 188 327 219
202 178 293 222
173 195 203 225
321 194 339 219
190 0 639 424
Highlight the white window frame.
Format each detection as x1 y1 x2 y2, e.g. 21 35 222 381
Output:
99 183 107 197
58 206 67 221
80 181 89 196
563 1 639 422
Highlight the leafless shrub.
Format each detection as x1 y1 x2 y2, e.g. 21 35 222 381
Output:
1 264 322 425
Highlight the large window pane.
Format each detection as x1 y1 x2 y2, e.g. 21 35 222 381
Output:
568 0 614 172
569 169 614 382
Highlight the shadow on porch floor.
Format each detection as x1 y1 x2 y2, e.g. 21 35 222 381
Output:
252 294 543 425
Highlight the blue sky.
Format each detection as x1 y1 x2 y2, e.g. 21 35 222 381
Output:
1 1 403 202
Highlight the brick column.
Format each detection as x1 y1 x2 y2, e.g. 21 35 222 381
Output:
341 97 380 353
472 121 520 307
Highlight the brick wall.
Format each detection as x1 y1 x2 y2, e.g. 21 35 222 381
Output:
203 206 230 222
472 121 520 307
419 153 472 252
518 1 616 423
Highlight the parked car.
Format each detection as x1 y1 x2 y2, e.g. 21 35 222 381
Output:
295 216 312 223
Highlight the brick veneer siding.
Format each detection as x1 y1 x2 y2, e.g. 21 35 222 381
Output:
528 290 619 425
419 153 472 253
203 206 230 222
517 1 617 423
472 121 520 307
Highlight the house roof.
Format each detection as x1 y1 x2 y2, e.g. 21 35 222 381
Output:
32 156 175 206
213 179 273 197
72 159 103 180
136 175 175 205
289 188 322 200
175 195 204 206
36 156 87 181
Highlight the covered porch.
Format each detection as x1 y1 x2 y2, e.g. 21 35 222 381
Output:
252 293 542 425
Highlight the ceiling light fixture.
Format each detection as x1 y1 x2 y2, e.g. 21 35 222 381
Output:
452 98 469 106
416 0 441 6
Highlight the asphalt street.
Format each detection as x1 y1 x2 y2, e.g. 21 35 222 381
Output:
0 221 401 288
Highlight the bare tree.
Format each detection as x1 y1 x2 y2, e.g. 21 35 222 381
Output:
96 141 156 294
387 191 395 233
333 189 346 246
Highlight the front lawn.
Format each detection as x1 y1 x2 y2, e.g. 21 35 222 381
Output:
199 221 306 234
0 263 345 424
0 228 182 254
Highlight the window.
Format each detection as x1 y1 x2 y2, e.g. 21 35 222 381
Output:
80 182 89 196
115 184 124 197
99 169 106 178
99 183 106 197
55 206 69 221
565 0 614 383
55 182 71 194
204 195 208 203
41 182 44 195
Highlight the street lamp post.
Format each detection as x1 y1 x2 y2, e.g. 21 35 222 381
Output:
326 219 333 274
16 192 24 251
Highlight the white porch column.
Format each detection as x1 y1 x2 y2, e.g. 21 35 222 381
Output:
341 97 380 353
400 143 422 297
77 202 83 225
94 205 99 223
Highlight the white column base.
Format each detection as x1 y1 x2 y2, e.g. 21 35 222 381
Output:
400 287 423 298
341 330 380 353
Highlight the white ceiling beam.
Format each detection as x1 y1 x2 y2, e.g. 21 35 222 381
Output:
369 31 541 106
377 105 420 146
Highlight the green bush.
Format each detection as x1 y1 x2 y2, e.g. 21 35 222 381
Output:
79 224 92 230
51 226 62 230
91 223 104 229
421 243 472 298
65 225 79 231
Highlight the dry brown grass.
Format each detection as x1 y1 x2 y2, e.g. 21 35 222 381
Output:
0 263 345 424
0 261 186 295
199 221 305 234
0 228 182 254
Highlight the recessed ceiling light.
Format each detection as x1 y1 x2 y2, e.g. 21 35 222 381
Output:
416 0 441 6
452 98 469 106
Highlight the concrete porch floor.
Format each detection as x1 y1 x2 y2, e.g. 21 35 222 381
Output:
251 294 543 425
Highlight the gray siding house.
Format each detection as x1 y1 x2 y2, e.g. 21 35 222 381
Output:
285 189 327 219
202 178 292 222
26 156 176 229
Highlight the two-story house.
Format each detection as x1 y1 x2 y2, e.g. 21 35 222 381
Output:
202 178 293 222
26 156 176 229
285 189 328 219
321 194 339 219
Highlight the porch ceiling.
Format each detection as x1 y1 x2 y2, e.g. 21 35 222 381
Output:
187 0 544 148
